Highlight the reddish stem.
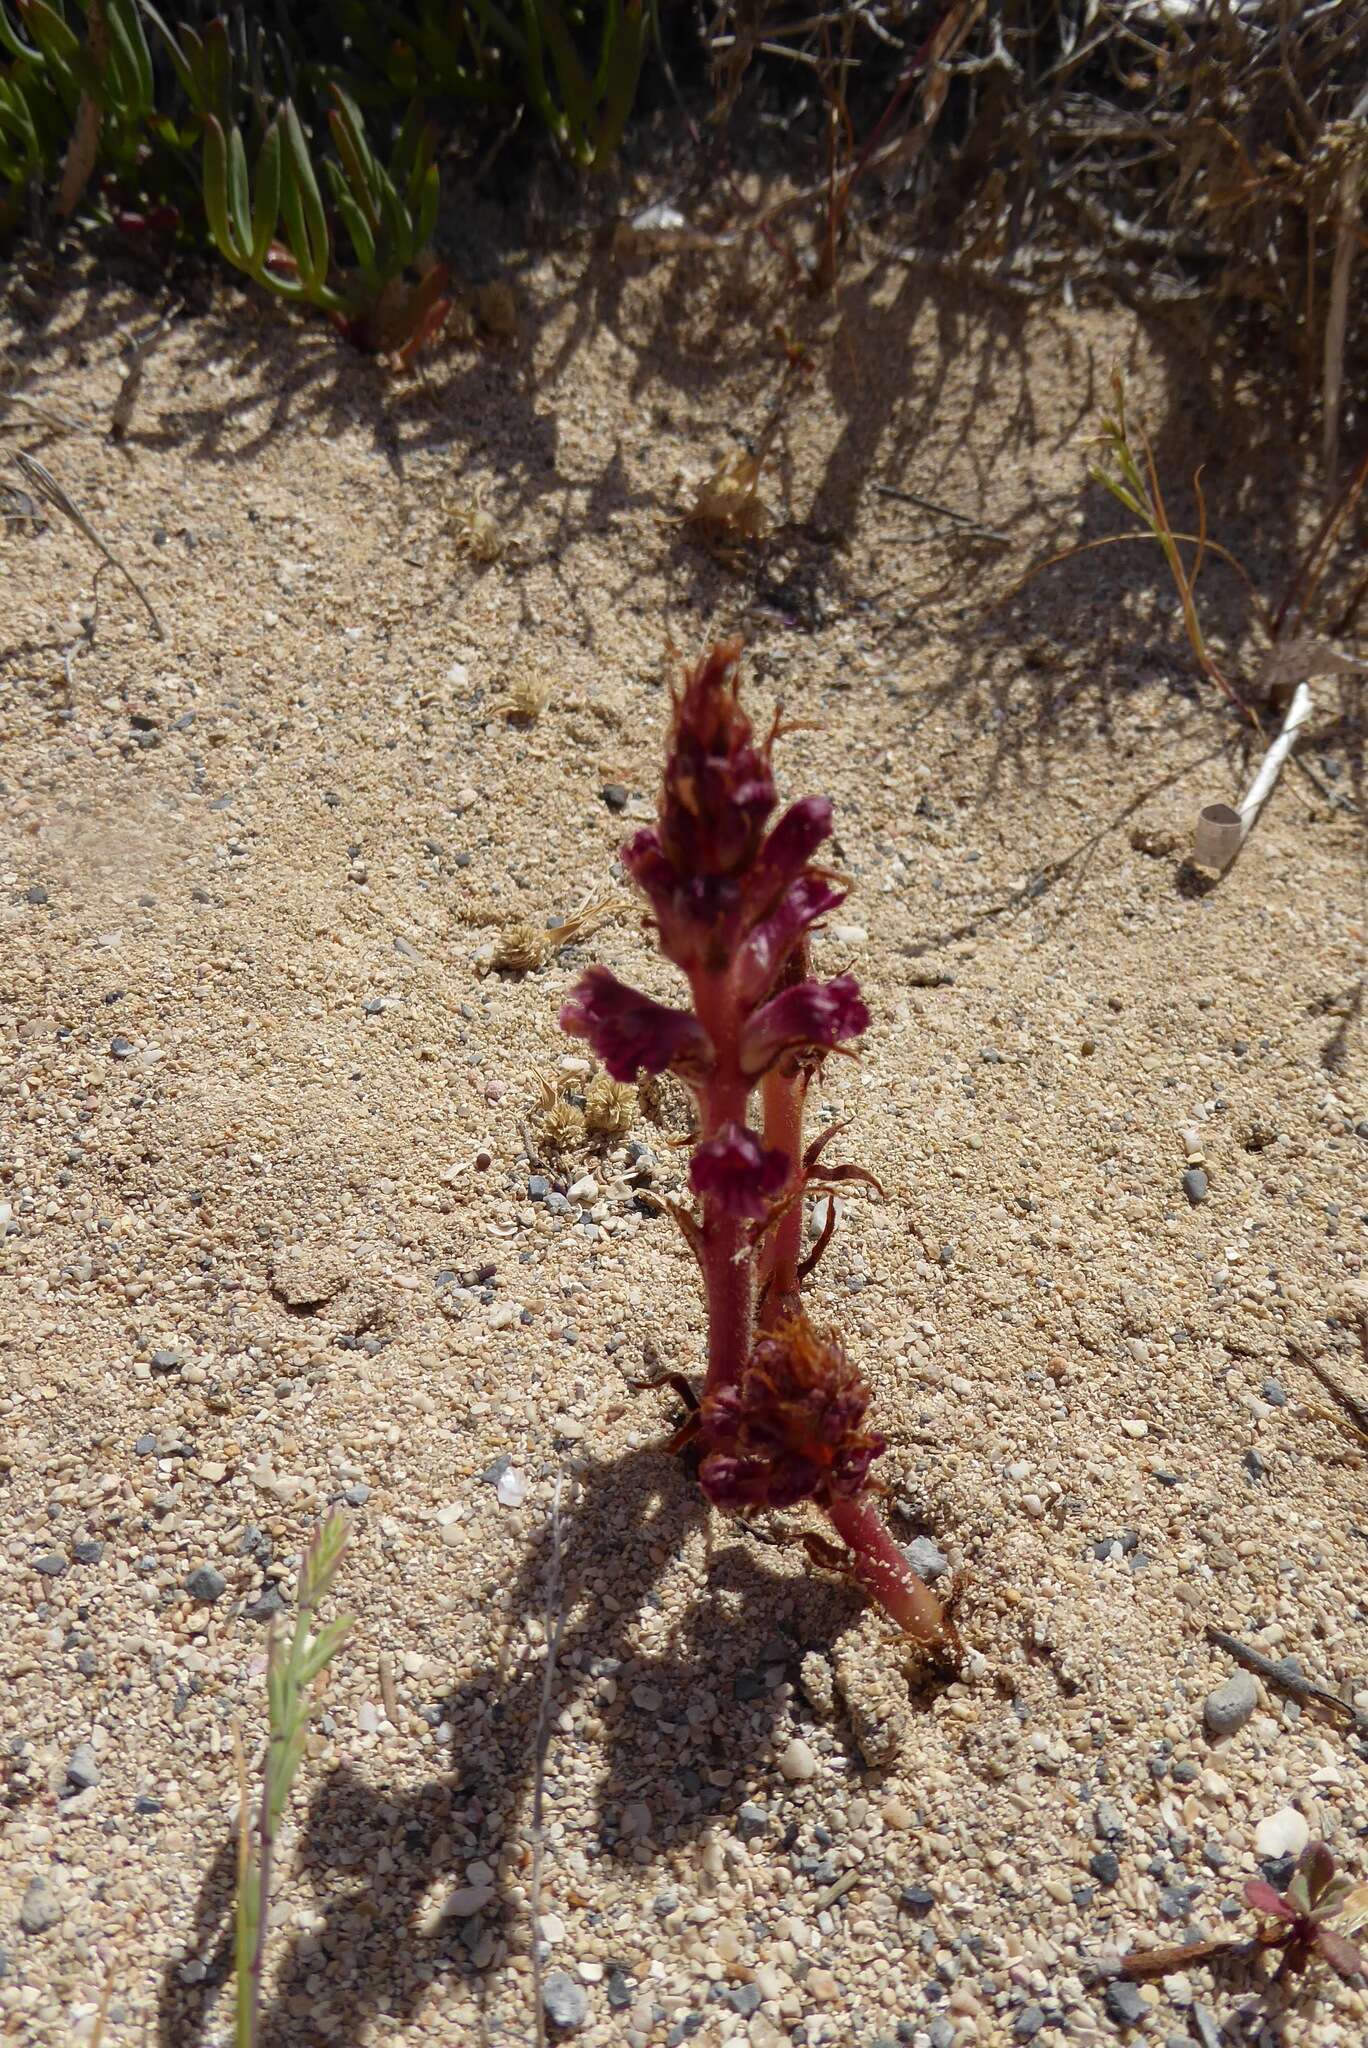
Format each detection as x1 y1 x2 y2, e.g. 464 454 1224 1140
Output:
825 1494 958 1661
759 1062 806 1323
694 974 756 1397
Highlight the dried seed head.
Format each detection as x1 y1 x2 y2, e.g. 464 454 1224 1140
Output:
584 1073 637 1139
698 1315 885 1513
540 1098 586 1155
476 280 517 340
503 675 548 723
491 922 549 973
687 449 771 543
448 495 507 563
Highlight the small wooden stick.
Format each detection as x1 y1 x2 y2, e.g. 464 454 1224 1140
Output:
1205 1626 1365 1734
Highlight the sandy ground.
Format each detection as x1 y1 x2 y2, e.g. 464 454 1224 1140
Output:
1 210 1366 2048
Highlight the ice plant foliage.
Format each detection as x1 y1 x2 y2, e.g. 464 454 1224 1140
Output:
561 641 958 1662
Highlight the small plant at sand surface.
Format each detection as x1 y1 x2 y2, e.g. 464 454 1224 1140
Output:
560 640 960 1666
234 1512 352 2048
1121 1840 1367 1988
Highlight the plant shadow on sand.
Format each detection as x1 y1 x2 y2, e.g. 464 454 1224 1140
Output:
155 1434 944 2048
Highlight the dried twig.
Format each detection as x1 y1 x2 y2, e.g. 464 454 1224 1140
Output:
11 450 164 639
1205 1626 1365 1734
530 1473 570 2048
1288 1337 1368 1449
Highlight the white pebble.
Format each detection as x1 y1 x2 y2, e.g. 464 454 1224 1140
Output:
496 1468 527 1508
1120 1417 1149 1438
1254 1807 1309 1860
537 1911 566 1945
447 662 469 686
443 1884 493 1918
488 1301 521 1331
779 1738 817 1783
568 1175 599 1204
830 924 868 945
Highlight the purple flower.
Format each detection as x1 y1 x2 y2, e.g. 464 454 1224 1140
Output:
735 871 847 1004
621 826 744 972
698 1317 886 1512
560 967 713 1083
742 797 834 917
739 973 870 1077
690 1123 789 1219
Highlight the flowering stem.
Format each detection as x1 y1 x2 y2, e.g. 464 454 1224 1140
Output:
825 1495 958 1660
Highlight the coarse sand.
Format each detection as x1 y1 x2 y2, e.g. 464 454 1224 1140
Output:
1 214 1366 2048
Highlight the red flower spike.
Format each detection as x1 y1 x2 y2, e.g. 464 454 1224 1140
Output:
690 1124 790 1220
559 639 959 1663
559 967 713 1083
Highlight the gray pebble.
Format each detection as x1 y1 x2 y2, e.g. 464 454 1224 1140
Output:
33 1553 68 1578
1103 1980 1148 2028
480 1456 511 1486
73 1540 104 1565
343 1483 371 1506
185 1564 226 1603
606 1970 632 2009
527 1175 550 1200
1261 1379 1287 1407
541 1969 588 2031
245 1586 286 1622
1191 2007 1221 2048
735 1802 768 1841
151 1348 183 1374
1014 2009 1046 2041
903 1536 951 1582
66 1743 101 1792
726 1984 762 2015
1094 1800 1126 1841
929 2021 956 2048
1182 1166 1209 1205
18 1878 62 1935
600 784 629 812
1089 1850 1120 1886
1203 1670 1258 1738
134 1433 157 1456
25 884 48 905
110 1035 136 1059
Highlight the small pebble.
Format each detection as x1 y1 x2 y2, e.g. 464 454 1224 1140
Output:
1182 1167 1209 1205
1203 1672 1257 1739
1103 1981 1149 2028
495 1467 527 1509
542 1971 588 2032
903 1536 950 1582
33 1553 68 1578
18 1879 62 1935
185 1564 227 1603
65 1743 101 1792
1254 1807 1309 1861
779 1737 817 1783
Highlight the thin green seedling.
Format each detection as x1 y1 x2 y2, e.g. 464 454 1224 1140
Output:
234 1511 352 2048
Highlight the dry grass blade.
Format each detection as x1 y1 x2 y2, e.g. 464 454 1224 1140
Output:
1088 375 1256 726
12 451 165 639
529 1473 570 2048
112 300 183 442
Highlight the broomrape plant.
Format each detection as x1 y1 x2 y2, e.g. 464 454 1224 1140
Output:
562 642 960 1666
